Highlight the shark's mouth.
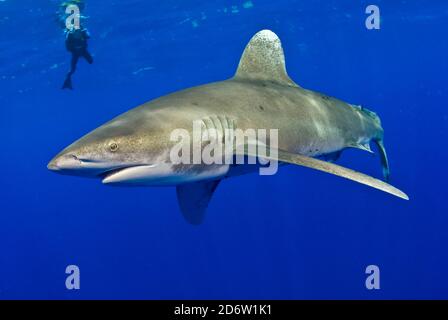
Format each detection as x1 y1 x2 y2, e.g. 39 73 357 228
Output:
99 168 122 180
98 165 144 181
100 164 160 185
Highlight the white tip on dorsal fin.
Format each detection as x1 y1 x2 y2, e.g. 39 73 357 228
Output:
234 30 298 87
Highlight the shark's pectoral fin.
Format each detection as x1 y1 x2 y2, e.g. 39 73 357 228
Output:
176 180 221 225
239 147 408 200
234 30 298 87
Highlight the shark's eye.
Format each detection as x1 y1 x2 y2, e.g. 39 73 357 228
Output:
109 142 119 152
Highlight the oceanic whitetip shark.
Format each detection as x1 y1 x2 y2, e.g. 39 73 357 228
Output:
48 30 409 224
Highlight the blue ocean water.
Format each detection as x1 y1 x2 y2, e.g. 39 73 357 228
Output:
0 0 447 299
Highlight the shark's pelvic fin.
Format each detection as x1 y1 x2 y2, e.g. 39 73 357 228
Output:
234 30 298 87
176 180 221 225
239 147 408 200
319 150 343 163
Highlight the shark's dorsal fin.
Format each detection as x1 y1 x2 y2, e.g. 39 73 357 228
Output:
234 30 298 87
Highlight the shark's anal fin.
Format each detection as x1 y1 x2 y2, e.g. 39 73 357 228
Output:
234 30 298 87
176 180 221 225
240 147 408 200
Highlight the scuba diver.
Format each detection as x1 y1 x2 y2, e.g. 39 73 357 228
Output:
62 26 93 90
56 0 86 29
58 0 93 90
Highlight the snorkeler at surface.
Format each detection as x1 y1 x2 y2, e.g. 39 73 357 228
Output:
62 26 93 90
59 0 93 90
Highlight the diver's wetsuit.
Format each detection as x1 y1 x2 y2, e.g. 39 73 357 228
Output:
62 27 93 89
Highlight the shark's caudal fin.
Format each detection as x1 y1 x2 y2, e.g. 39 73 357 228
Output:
373 139 390 182
356 107 391 182
176 180 221 225
234 30 299 87
239 147 408 201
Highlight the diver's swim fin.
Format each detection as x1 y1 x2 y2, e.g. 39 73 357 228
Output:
62 75 73 90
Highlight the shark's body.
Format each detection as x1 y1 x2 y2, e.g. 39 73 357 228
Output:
48 30 408 224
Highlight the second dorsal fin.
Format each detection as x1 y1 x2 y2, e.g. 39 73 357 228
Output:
234 30 298 87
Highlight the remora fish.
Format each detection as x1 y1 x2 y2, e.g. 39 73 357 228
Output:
48 30 408 224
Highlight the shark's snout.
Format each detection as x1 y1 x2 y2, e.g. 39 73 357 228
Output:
47 154 81 172
47 149 140 178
